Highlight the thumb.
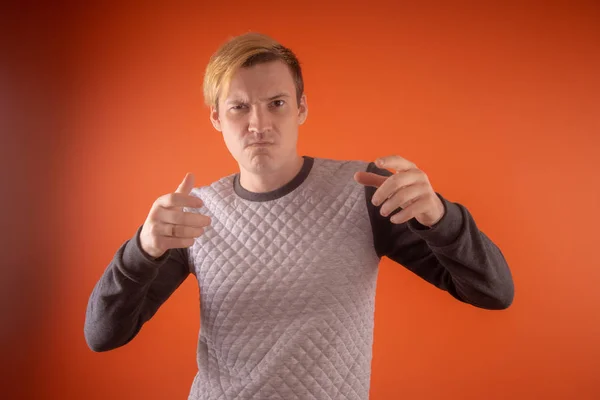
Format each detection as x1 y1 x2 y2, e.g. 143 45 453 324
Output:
175 172 195 194
354 171 387 188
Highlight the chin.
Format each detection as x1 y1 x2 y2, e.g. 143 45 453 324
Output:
245 151 277 172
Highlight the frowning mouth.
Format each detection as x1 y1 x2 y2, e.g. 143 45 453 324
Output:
246 142 273 147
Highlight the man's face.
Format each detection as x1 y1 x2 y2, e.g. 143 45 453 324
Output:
210 60 308 174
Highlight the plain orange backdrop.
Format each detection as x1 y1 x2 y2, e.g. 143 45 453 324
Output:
2 1 599 399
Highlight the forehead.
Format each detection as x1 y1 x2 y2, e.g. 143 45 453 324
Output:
225 60 295 100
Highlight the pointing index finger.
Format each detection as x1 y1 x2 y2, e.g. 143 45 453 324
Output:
376 155 415 172
157 192 204 209
176 172 195 194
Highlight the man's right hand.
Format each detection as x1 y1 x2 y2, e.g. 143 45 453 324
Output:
140 173 211 259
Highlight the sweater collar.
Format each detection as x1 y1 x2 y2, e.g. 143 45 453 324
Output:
233 156 314 202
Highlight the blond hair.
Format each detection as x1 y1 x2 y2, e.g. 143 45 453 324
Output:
203 32 304 109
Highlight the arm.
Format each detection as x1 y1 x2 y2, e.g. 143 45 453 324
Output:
364 163 514 310
84 225 191 352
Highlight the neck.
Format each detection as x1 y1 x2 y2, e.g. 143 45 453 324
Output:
239 155 304 193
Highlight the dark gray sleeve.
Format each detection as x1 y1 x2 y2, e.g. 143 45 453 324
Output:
84 225 191 352
364 162 514 310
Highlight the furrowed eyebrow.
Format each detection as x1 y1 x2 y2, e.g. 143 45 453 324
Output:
225 93 290 105
225 98 248 105
260 93 290 102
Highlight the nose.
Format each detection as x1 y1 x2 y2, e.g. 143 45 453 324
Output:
248 105 272 134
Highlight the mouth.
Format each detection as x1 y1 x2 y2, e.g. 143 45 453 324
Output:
246 142 273 147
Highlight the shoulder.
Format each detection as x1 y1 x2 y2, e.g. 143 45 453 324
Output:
188 172 236 207
311 156 374 176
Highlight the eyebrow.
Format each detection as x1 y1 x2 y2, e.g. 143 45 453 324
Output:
225 93 290 105
260 93 290 102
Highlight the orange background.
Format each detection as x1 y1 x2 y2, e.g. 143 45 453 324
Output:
2 2 599 399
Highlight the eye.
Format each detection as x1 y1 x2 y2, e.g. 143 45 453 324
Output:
230 103 247 111
271 99 285 108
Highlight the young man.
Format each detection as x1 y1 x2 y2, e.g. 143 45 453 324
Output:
85 32 514 400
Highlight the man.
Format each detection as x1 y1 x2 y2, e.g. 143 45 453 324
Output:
85 32 514 400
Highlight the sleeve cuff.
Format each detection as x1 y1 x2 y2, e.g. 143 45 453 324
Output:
408 193 464 247
120 225 171 281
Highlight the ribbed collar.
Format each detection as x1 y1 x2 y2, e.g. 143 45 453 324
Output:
233 156 315 202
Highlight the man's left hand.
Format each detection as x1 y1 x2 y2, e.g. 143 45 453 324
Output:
354 155 445 227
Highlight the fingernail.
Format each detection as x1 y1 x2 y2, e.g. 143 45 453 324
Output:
376 159 384 166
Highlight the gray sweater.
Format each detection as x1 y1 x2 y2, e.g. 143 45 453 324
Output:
85 156 514 399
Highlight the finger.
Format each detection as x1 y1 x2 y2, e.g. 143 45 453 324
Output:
151 222 205 239
390 197 429 224
172 224 206 239
176 172 195 194
371 169 421 206
375 155 416 172
353 171 387 188
379 183 426 217
160 236 197 250
157 208 212 227
156 192 204 209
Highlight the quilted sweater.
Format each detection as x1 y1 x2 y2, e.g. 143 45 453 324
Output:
85 156 514 400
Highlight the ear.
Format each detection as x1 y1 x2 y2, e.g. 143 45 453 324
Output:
298 94 308 125
210 106 222 132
